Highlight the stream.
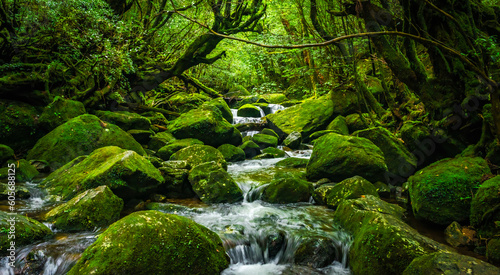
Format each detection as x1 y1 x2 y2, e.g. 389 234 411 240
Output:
0 104 352 274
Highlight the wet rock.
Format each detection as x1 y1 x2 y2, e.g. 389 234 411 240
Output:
239 140 261 159
252 134 278 149
148 131 176 151
261 93 288 104
237 104 262 118
145 202 200 214
470 175 500 238
157 138 204 161
312 183 336 205
158 162 194 199
444 221 475 247
266 231 286 259
261 176 313 204
0 182 30 199
275 157 308 168
261 128 279 139
170 144 227 170
408 157 491 225
326 115 349 135
252 153 275 159
262 147 285 158
283 131 301 149
217 144 246 162
44 185 123 231
294 236 336 268
306 133 388 183
68 211 229 275
373 181 391 198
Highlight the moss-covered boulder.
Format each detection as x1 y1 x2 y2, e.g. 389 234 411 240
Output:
0 159 39 182
353 127 417 179
226 84 250 98
0 183 30 199
42 146 164 201
251 134 278 149
43 185 123 231
217 144 246 162
168 106 237 147
334 195 450 274
403 251 500 275
261 93 288 104
237 104 262 118
306 133 388 183
0 211 52 256
283 131 301 149
261 128 279 139
158 161 194 199
157 139 204 161
470 175 500 237
294 235 337 268
170 145 227 171
408 157 491 225
266 96 335 140
275 157 308 168
0 100 43 151
326 115 348 135
400 121 432 152
26 114 146 170
487 238 500 265
345 113 371 132
148 131 176 151
0 144 14 165
165 91 209 113
95 110 151 131
322 176 379 209
261 177 313 204
239 140 261 159
68 211 229 275
188 161 243 203
204 97 233 123
262 147 285 158
309 130 337 142
38 96 86 131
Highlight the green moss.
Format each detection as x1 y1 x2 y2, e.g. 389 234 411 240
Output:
95 110 151 131
67 211 229 275
170 145 227 170
403 251 500 274
261 177 313 204
39 96 86 131
322 176 379 209
167 92 209 113
261 128 279 138
261 93 288 104
262 147 285 158
0 183 30 199
204 97 233 123
217 144 245 162
0 159 39 182
148 132 176 151
345 113 371 132
283 131 301 149
470 175 500 237
26 114 146 169
0 144 14 164
487 238 500 265
237 104 262 118
275 157 308 168
251 134 278 149
157 139 204 161
239 140 261 159
44 185 123 231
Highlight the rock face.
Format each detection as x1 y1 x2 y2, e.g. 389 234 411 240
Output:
0 211 52 256
333 195 450 275
266 96 335 140
170 145 227 170
39 96 86 131
68 211 229 275
217 144 246 162
167 106 237 147
306 133 388 183
188 162 243 203
470 175 500 237
261 176 313 204
43 185 123 231
353 127 417 180
408 157 491 225
26 114 146 169
316 176 379 209
95 110 151 131
157 138 204 161
42 146 164 201
237 104 262 117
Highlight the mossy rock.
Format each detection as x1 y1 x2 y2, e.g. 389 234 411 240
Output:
252 153 275 159
188 161 243 203
165 92 209 113
326 115 349 135
262 147 285 158
148 132 176 151
345 113 371 132
403 251 500 275
167 106 237 147
27 114 146 170
283 131 301 149
353 127 417 180
261 128 279 139
233 95 267 109
226 85 250 98
127 129 153 145
0 100 43 151
142 111 169 126
42 146 164 201
261 177 313 204
0 182 30 199
322 176 379 209
251 134 278 149
217 144 246 162
308 130 336 143
266 96 335 140
261 94 288 104
334 195 450 274
95 110 151 131
157 139 204 161
145 202 201 214
170 145 227 170
0 211 52 256
0 144 14 165
487 238 500 265
158 161 194 199
228 127 243 147
408 157 491 225
275 157 308 168
400 121 432 152
312 183 336 205
39 96 86 131
237 104 262 118
306 133 388 183
204 97 233 123
470 175 500 237
239 140 261 159
67 211 229 275
0 159 39 182
330 89 360 116
43 185 123 232
294 235 337 268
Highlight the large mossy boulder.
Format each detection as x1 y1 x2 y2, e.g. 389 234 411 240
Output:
237 104 262 118
239 140 261 159
204 97 233 123
261 176 313 204
251 133 278 149
408 157 491 225
0 211 52 256
353 127 417 179
261 93 288 104
157 139 204 161
217 144 246 162
0 159 39 182
470 175 500 237
188 161 243 203
0 100 43 151
43 185 123 232
95 110 151 131
42 146 164 201
68 211 229 275
167 106 237 147
165 91 209 113
170 145 227 170
306 133 388 183
403 251 500 275
158 161 194 199
26 114 146 170
38 96 86 131
334 195 450 275
148 132 176 151
326 115 349 135
318 176 379 209
266 96 336 140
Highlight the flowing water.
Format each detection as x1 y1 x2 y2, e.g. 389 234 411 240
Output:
1 104 352 274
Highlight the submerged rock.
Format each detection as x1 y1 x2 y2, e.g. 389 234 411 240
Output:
68 211 229 274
